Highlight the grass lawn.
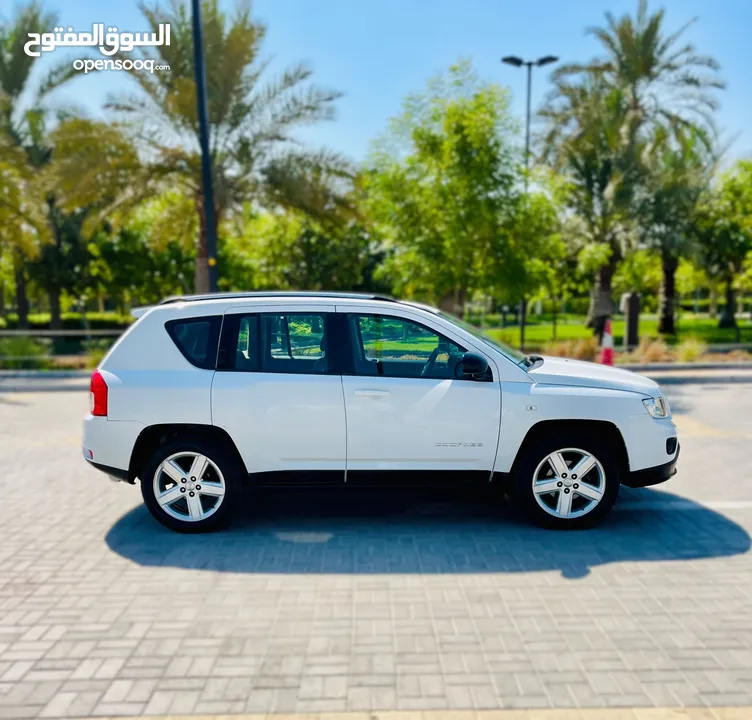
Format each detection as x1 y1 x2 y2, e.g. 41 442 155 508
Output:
484 314 752 349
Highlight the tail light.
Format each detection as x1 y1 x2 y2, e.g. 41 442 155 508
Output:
90 370 108 417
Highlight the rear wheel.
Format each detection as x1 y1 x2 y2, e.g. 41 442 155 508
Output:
140 439 241 533
514 429 620 529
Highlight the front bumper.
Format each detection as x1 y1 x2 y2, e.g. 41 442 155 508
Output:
624 443 680 488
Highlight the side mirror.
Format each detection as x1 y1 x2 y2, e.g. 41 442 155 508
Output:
459 351 489 378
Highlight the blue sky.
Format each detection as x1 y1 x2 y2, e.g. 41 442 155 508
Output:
3 0 751 162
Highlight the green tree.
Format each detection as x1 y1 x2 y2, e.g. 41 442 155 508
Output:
675 258 709 308
0 0 76 325
506 183 566 348
91 228 194 310
25 202 90 327
366 61 522 315
49 0 345 293
613 248 661 299
738 250 752 318
692 161 752 338
240 212 372 292
635 128 714 334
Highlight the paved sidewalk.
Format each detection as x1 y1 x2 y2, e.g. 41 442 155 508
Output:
57 709 752 719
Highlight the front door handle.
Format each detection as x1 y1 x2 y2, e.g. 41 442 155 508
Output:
354 389 391 398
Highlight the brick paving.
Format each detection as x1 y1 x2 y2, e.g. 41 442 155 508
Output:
0 384 751 718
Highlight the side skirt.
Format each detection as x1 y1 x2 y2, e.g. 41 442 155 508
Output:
248 470 499 488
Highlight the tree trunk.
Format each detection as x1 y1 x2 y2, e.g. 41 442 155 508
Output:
194 191 220 294
195 193 210 293
709 284 718 317
586 257 617 342
657 255 678 335
438 287 466 316
13 252 30 330
718 277 738 338
48 288 62 330
552 296 557 340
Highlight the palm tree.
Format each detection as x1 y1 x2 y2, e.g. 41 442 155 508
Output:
1 1 76 326
542 0 724 335
541 78 644 338
51 0 347 293
553 0 724 142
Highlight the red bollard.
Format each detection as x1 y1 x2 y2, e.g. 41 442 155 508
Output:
599 319 614 366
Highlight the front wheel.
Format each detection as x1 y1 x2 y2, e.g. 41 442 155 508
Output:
140 439 241 533
514 430 620 529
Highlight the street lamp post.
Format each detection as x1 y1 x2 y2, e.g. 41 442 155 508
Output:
191 0 218 293
501 54 558 352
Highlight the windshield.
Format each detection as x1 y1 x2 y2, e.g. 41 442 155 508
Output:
437 311 526 364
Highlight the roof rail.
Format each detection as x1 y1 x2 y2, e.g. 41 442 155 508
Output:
158 291 397 305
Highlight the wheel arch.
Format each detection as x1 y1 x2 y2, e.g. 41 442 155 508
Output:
128 424 246 483
509 419 629 480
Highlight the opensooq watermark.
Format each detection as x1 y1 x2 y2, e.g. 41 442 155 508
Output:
24 23 171 74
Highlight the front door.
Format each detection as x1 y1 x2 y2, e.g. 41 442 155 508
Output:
339 309 502 482
212 305 346 482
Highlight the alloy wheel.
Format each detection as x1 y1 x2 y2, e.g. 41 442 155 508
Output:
532 447 606 520
153 451 226 522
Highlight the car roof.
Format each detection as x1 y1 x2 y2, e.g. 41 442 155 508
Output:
130 292 441 319
159 291 399 305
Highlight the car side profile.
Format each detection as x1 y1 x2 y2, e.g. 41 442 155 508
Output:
83 292 679 532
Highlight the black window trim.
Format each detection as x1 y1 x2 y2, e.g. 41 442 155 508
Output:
164 315 223 370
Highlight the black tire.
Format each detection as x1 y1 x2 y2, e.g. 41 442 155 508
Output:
514 428 620 529
140 438 242 533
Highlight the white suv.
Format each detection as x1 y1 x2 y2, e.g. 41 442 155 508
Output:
83 292 679 532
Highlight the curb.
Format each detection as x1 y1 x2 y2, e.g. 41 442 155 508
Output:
0 381 90 393
646 374 752 385
619 361 752 371
0 370 90 379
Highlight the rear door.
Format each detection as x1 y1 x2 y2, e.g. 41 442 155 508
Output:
337 307 502 482
211 305 346 482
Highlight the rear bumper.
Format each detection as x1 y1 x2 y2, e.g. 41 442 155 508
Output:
624 444 680 488
82 414 144 480
85 458 129 483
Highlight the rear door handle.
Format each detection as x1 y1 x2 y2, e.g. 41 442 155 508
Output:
354 389 391 398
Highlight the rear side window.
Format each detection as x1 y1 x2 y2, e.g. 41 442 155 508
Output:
165 316 222 369
216 312 330 374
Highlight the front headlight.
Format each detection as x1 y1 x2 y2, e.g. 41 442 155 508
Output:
643 396 670 418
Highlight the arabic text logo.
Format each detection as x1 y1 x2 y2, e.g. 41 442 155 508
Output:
24 23 170 58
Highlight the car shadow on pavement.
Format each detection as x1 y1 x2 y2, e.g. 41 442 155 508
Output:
105 486 751 579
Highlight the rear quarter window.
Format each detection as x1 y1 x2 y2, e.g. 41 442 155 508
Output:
165 316 222 369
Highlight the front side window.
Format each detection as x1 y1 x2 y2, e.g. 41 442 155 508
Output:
223 312 329 374
349 314 466 379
